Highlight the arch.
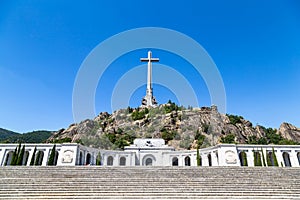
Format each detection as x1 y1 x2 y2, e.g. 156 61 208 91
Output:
239 151 248 166
119 156 126 166
172 157 178 166
253 151 262 166
282 152 292 167
79 152 83 165
107 156 114 166
208 154 212 166
145 158 153 166
23 151 30 165
142 154 156 166
35 151 44 166
86 153 91 165
297 152 300 165
4 151 14 166
184 156 191 166
267 152 275 166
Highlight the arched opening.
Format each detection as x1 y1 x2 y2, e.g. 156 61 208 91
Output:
79 152 83 165
119 157 126 166
267 152 275 166
107 156 114 166
145 158 153 166
4 151 14 166
253 151 262 166
282 152 291 167
297 152 300 165
86 153 91 165
23 151 30 165
184 156 191 166
239 152 248 166
208 154 212 166
172 157 178 166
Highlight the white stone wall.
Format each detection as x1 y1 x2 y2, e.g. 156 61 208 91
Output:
1 143 300 167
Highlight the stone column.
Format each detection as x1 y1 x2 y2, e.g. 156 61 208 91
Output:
26 147 35 166
290 150 299 167
0 149 5 166
246 150 254 167
275 150 284 167
211 151 219 166
202 154 209 166
42 148 51 166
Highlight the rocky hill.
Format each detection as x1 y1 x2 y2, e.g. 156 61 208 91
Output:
47 102 300 150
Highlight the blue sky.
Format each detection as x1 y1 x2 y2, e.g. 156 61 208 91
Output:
0 0 300 133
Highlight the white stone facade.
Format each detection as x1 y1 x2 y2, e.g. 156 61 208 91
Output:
1 139 300 167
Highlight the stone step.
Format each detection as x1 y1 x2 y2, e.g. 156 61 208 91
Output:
1 166 299 199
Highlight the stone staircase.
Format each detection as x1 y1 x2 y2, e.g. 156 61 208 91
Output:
0 166 299 199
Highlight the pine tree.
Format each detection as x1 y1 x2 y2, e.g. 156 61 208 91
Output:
16 145 25 165
30 147 37 166
47 145 56 166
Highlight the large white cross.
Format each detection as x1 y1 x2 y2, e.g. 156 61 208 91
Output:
140 51 159 97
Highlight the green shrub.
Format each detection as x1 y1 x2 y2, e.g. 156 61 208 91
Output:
161 128 176 143
132 108 148 120
227 114 243 125
220 134 235 144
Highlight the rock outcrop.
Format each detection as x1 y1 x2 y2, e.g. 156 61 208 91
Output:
279 122 300 142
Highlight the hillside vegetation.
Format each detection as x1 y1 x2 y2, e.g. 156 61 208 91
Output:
0 129 53 143
47 102 300 150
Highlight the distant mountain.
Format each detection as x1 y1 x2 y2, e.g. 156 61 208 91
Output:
0 128 19 140
47 102 300 150
0 129 54 143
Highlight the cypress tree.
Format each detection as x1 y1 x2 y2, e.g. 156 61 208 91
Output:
272 147 279 167
96 152 102 165
16 145 25 165
261 148 266 167
34 151 41 166
30 147 37 166
10 147 18 166
196 147 201 166
47 145 56 166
